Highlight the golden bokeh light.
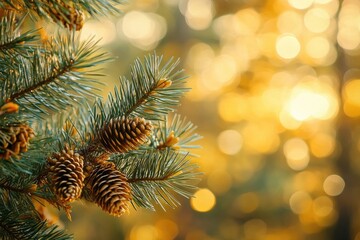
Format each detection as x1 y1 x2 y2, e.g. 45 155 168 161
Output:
323 174 345 196
313 196 333 218
191 188 216 212
234 8 261 36
283 138 310 171
337 3 360 50
155 219 179 240
242 122 280 154
277 10 303 34
343 79 360 117
276 34 301 59
218 92 248 122
288 0 314 10
293 171 322 192
305 36 330 59
304 8 330 33
129 225 158 240
217 129 243 155
80 19 116 46
284 80 338 121
184 0 213 30
289 191 312 214
309 133 336 158
118 11 167 50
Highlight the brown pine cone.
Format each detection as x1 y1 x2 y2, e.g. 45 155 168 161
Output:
47 145 85 204
0 124 34 160
99 117 152 153
44 0 84 31
86 162 131 217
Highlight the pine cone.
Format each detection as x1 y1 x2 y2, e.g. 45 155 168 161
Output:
99 117 152 153
47 145 85 204
0 124 34 160
44 0 84 31
86 162 131 217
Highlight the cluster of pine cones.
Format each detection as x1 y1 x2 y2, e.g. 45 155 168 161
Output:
47 116 152 216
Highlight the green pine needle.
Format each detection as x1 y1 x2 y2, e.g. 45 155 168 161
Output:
0 206 72 240
113 149 200 211
0 34 109 119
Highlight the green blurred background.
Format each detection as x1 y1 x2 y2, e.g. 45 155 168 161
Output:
43 0 360 239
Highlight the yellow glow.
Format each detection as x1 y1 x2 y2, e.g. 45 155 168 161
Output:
217 129 243 155
315 0 333 3
191 188 216 212
80 19 116 46
130 225 158 240
279 110 302 130
276 34 301 59
323 174 345 196
306 36 330 59
313 196 333 217
218 92 248 122
234 8 261 35
313 196 338 227
288 0 314 9
289 191 312 214
200 54 238 91
120 11 167 50
285 81 338 121
283 138 310 171
343 79 360 117
185 0 213 30
242 123 280 154
257 33 277 58
212 14 235 40
277 11 303 34
343 79 360 105
309 133 336 158
155 219 179 240
287 91 328 121
337 28 360 50
207 170 232 195
304 8 330 33
186 43 215 73
293 171 322 192
234 192 259 213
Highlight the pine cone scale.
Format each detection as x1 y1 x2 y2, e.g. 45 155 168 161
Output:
86 163 131 217
99 117 152 153
47 146 85 204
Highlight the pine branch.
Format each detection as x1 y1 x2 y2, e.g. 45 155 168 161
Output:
0 13 37 56
90 53 189 138
152 114 201 155
0 0 124 20
113 149 200 210
0 206 72 240
1 34 109 119
0 175 35 212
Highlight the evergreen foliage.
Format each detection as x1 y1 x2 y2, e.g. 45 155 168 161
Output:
0 0 200 238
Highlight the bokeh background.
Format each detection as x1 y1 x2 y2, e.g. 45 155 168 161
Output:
47 0 360 239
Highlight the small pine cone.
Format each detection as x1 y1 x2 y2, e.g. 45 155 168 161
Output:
99 117 152 153
86 162 131 217
0 124 34 160
47 145 85 204
44 1 84 31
